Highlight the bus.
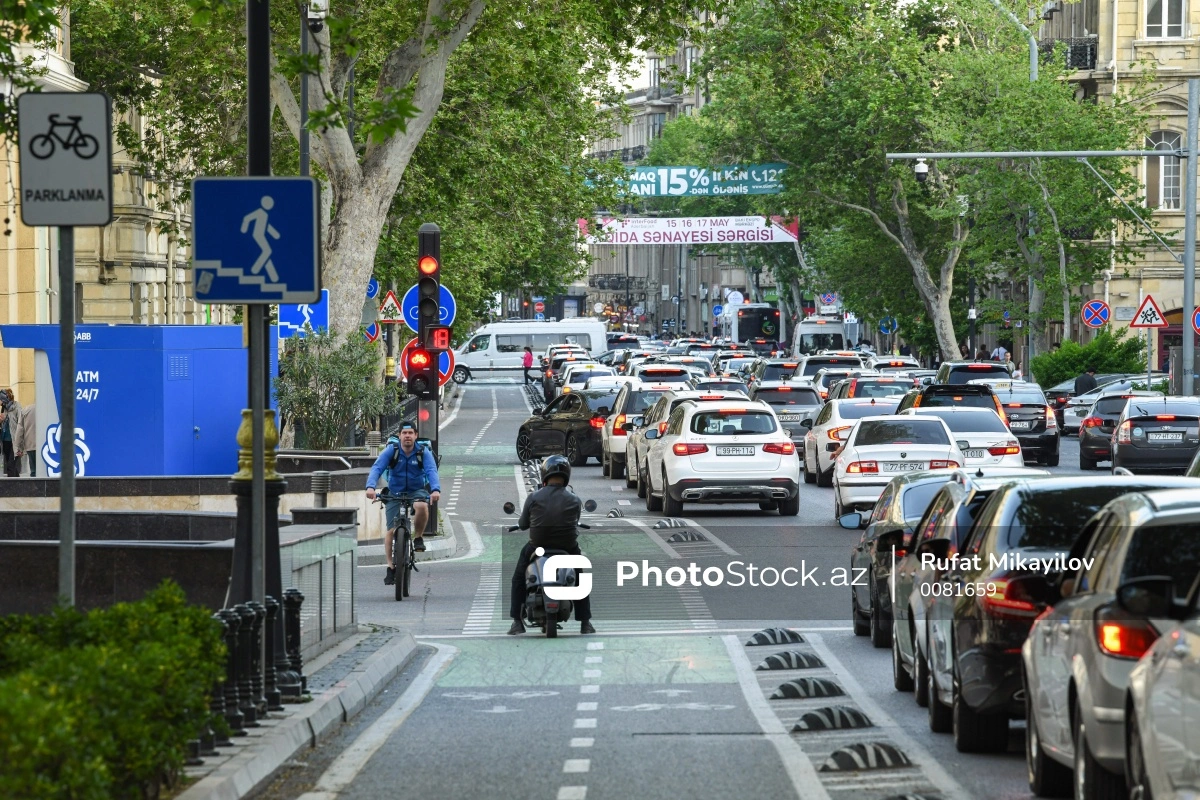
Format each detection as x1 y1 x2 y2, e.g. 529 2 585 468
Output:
792 316 847 356
718 303 786 348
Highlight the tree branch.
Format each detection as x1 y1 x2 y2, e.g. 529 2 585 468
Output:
810 189 907 253
269 52 330 170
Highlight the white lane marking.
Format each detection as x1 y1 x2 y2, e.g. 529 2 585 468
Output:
584 656 602 664
521 384 535 415
460 561 502 634
586 643 604 650
411 626 855 639
570 737 594 748
426 520 484 563
463 389 499 455
580 685 599 694
557 788 587 800
514 464 529 503
573 718 597 729
803 634 970 800
675 518 739 556
563 759 591 773
576 702 598 711
582 669 601 678
722 634 830 800
618 500 632 505
296 643 458 799
438 386 466 431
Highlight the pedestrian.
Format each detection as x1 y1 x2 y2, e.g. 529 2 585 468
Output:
0 395 16 477
7 390 34 476
522 346 535 385
959 342 970 358
1013 362 1024 380
991 343 1008 360
1075 365 1098 396
976 345 990 361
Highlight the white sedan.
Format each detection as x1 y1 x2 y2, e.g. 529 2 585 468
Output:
803 398 901 487
643 399 801 517
898 407 1023 467
833 415 963 519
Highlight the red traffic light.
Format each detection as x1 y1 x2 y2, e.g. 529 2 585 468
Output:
419 255 439 276
409 348 432 369
428 325 452 351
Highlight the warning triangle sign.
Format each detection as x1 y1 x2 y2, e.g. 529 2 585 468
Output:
378 290 403 323
1129 294 1168 328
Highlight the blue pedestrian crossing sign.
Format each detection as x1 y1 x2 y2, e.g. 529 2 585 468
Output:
401 283 457 332
278 289 329 339
192 177 320 304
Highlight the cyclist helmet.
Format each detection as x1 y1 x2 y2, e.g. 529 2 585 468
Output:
539 455 572 486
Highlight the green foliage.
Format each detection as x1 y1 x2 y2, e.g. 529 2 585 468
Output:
1029 329 1145 387
0 582 225 799
274 329 400 450
0 0 64 139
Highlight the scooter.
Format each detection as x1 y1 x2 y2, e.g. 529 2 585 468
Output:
503 497 596 638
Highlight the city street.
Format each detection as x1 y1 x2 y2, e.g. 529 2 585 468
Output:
253 380 1095 800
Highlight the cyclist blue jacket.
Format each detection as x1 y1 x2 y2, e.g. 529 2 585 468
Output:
366 443 441 495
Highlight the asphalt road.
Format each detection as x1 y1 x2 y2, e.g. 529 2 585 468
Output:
255 380 1095 800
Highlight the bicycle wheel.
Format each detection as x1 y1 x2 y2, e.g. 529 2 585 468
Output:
394 527 405 602
29 134 55 159
72 133 100 159
401 533 413 598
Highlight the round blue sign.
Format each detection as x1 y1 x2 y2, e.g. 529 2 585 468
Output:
821 292 837 304
712 304 724 317
1081 299 1110 329
879 316 898 335
366 277 380 300
402 283 457 332
534 312 545 321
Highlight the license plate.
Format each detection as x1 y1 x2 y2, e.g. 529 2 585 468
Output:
964 449 987 459
779 414 801 422
1148 431 1184 442
883 462 925 472
717 446 755 456
1009 420 1031 430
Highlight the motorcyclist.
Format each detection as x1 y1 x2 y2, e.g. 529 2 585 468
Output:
508 455 595 635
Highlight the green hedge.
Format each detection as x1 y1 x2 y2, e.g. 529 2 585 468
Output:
1030 330 1146 387
0 582 226 799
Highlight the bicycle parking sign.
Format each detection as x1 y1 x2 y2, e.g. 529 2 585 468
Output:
18 92 113 227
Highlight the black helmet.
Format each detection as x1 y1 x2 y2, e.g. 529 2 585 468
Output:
540 455 572 485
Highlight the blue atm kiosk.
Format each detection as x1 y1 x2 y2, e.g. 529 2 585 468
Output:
0 325 279 477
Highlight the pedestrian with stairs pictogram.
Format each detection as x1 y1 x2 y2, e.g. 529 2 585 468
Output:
241 195 281 283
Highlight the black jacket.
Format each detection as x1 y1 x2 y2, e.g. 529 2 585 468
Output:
518 484 582 551
1074 373 1098 395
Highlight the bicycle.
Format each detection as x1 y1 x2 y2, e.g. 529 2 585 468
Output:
376 494 419 601
29 114 100 160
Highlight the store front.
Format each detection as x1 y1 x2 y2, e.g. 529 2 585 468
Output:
1157 309 1200 372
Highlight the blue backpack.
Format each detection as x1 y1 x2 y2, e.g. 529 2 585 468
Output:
379 435 430 493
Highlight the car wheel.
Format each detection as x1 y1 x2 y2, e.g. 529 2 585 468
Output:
611 457 625 480
803 454 816 484
851 585 869 636
927 623 952 733
601 450 611 478
1074 698 1126 800
816 462 833 488
1080 454 1097 471
953 679 1008 753
636 463 648 499
1126 707 1153 800
645 470 663 512
515 430 533 462
1045 451 1060 467
661 471 683 517
914 636 930 708
833 491 844 522
1026 670 1071 796
892 630 914 691
565 435 586 467
777 494 800 516
452 366 469 384
869 581 891 648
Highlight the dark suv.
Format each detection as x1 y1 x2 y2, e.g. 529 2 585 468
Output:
895 384 1006 419
934 361 1013 385
749 382 823 452
1112 396 1200 474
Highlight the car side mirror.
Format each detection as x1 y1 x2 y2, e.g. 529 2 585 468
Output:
837 512 862 530
876 529 904 552
645 429 659 440
1116 576 1183 619
800 419 813 429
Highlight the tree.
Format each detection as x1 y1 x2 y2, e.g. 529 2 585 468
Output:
0 1 63 140
68 0 709 336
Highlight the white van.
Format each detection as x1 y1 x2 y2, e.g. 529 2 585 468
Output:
453 319 608 383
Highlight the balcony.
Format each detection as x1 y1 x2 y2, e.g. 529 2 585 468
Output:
1039 37 1098 70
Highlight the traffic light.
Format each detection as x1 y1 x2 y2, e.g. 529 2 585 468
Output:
406 345 437 400
426 324 452 352
417 224 440 347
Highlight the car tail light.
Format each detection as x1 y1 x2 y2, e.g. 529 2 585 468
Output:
929 459 960 469
981 578 1047 619
847 460 878 474
819 390 828 399
827 426 851 441
589 416 606 429
1095 606 1160 659
1081 417 1104 428
848 378 859 396
763 441 795 455
612 413 627 436
1157 415 1177 421
658 421 669 435
1056 397 1067 405
987 443 1021 456
698 395 725 400
672 443 709 456
1045 406 1058 428
1117 420 1133 444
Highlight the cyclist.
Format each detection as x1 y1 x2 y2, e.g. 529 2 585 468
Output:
508 456 595 635
365 422 441 585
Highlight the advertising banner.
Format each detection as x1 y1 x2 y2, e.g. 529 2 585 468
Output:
621 164 786 197
583 215 799 245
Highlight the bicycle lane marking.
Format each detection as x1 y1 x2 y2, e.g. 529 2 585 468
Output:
294 642 459 800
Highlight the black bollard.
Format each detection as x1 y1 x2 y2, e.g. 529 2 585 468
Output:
263 596 285 710
234 604 260 727
216 609 246 736
201 613 226 753
246 601 268 716
282 588 307 695
186 738 205 767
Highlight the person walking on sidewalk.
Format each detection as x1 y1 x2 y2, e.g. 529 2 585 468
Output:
522 346 535 385
6 390 34 476
1075 365 1098 396
365 422 441 585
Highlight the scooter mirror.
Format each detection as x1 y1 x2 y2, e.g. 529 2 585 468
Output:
503 501 516 515
583 499 597 512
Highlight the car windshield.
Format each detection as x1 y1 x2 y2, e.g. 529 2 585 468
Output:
995 389 1048 405
1127 400 1200 418
1120 522 1200 594
568 369 613 384
903 480 952 520
799 358 859 377
917 410 1007 433
1007 485 1161 549
637 368 690 383
920 391 995 410
854 381 907 398
816 372 854 388
690 410 778 435
695 382 747 394
1094 396 1136 415
854 420 950 446
761 363 800 381
945 366 1010 384
756 387 821 406
840 401 900 419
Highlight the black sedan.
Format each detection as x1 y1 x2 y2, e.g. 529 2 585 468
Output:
515 388 619 466
991 383 1059 466
1112 396 1200 473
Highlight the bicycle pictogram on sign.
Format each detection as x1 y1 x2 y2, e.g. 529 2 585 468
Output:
1080 300 1110 329
28 115 100 160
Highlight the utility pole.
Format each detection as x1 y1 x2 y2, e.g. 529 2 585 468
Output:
1182 79 1198 395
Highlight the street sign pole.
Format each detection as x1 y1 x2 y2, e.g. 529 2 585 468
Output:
1182 78 1199 395
58 227 75 605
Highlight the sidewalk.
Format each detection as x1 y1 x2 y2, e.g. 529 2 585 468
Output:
177 626 419 800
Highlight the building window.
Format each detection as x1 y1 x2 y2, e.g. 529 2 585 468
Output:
1146 131 1182 210
647 57 659 88
650 113 666 139
684 46 699 78
1146 0 1183 37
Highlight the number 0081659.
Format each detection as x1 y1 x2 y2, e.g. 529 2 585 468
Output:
919 581 997 598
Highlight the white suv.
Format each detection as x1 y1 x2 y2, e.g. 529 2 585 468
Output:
599 381 674 481
642 399 801 517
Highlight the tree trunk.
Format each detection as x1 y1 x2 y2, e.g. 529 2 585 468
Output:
325 182 394 336
1029 269 1049 353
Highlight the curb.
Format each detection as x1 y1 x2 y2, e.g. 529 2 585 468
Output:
177 633 419 800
